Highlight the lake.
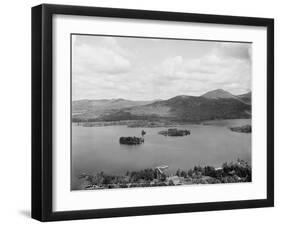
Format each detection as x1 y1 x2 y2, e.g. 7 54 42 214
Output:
72 119 251 190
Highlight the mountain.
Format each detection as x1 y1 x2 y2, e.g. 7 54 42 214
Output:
73 89 251 122
202 89 252 105
201 89 236 99
72 99 156 120
236 92 251 104
166 95 250 121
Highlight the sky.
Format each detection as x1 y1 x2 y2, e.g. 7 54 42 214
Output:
72 35 252 101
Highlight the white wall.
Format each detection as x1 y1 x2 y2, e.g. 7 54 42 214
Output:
0 0 279 225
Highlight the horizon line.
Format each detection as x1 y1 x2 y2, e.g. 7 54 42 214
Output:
72 88 251 102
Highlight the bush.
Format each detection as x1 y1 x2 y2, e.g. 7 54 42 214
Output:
203 166 216 177
187 169 193 177
129 168 157 182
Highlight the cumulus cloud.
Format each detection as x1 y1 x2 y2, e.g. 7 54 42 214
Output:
72 35 252 100
150 43 251 96
214 42 251 60
72 36 135 99
73 36 132 75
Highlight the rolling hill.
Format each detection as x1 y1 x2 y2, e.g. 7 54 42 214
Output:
201 89 236 99
236 92 252 104
72 89 251 122
72 99 156 120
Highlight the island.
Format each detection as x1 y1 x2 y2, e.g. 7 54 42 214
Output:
119 136 144 145
158 128 190 136
229 124 251 133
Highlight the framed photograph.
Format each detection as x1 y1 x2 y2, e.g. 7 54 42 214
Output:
32 4 274 221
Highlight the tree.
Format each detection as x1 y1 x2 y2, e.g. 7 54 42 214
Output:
180 170 187 178
187 169 193 177
204 166 216 177
176 169 181 177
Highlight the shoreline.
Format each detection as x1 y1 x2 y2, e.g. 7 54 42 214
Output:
75 159 251 190
72 120 197 128
72 118 251 128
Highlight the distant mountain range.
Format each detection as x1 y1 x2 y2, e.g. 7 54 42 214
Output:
72 89 251 122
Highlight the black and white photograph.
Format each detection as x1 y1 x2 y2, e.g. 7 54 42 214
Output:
71 34 252 190
29 3 274 222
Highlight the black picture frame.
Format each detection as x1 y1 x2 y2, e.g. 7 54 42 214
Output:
32 4 274 222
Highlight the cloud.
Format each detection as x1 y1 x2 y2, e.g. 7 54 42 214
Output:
150 43 251 96
73 36 132 75
72 36 136 100
72 36 251 100
214 42 251 60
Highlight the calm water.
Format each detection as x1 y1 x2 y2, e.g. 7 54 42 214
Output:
72 119 251 189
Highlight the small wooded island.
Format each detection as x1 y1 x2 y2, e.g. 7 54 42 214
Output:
159 128 191 136
119 136 144 145
229 124 251 133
